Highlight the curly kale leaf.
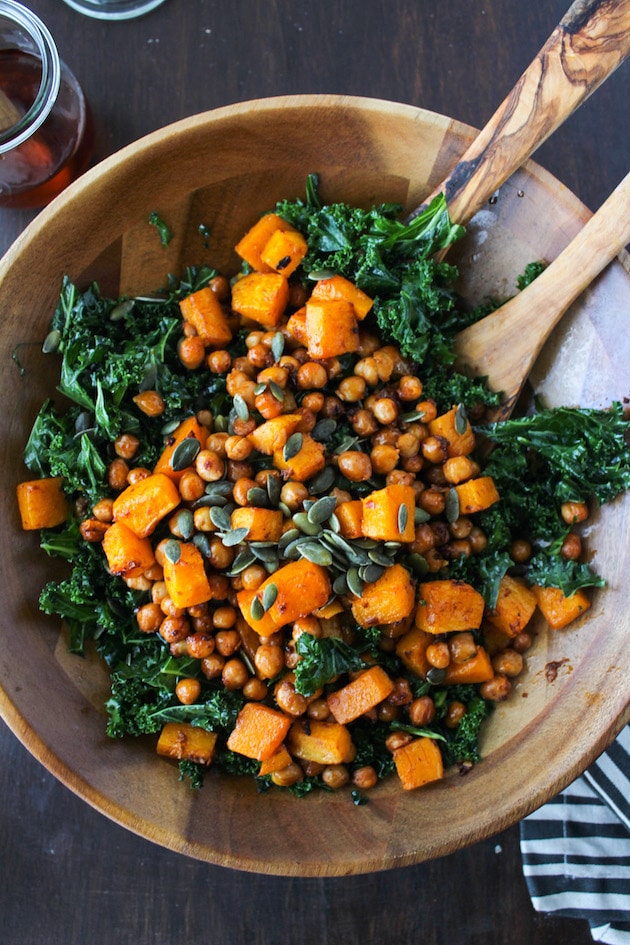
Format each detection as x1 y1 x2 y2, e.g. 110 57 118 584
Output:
526 552 605 597
443 694 492 766
293 633 366 697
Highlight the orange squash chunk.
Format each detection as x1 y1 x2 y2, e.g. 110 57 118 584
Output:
154 416 207 482
247 413 302 455
16 476 68 530
227 702 292 761
102 521 155 578
428 406 476 457
273 433 326 481
443 645 493 684
260 226 308 278
415 579 485 634
351 563 416 628
112 472 181 538
532 585 591 630
230 507 284 542
393 736 444 791
303 298 360 359
157 723 218 766
230 272 289 328
327 666 395 724
310 274 373 320
258 744 293 776
361 483 416 542
237 559 332 635
179 286 232 347
395 625 434 678
286 306 307 344
486 575 538 637
163 541 212 609
287 719 356 765
234 212 293 272
455 476 500 514
335 499 364 539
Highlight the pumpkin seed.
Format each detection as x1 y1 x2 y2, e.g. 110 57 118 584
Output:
311 418 337 442
222 527 249 547
445 488 460 524
209 506 232 532
139 362 157 391
328 512 341 534
334 434 359 454
253 382 267 396
233 393 250 421
192 533 211 557
307 269 336 281
278 527 300 551
164 539 181 564
74 411 93 434
205 480 233 497
174 509 194 540
249 543 279 564
171 437 201 471
214 414 228 433
261 583 278 612
397 503 409 534
361 563 385 584
266 474 281 506
298 543 333 567
283 432 303 462
367 548 393 567
333 573 349 596
346 567 364 598
194 493 228 508
415 507 431 525
42 328 61 354
247 486 271 508
271 332 285 361
399 409 426 423
160 418 181 436
308 465 335 494
226 549 256 575
354 538 379 550
278 501 292 518
406 553 429 577
269 380 285 402
307 494 338 525
383 541 402 554
292 512 321 536
427 667 447 685
454 403 468 435
109 299 134 321
250 596 265 622
281 537 303 560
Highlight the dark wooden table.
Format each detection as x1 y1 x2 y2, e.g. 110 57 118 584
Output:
1 1 627 942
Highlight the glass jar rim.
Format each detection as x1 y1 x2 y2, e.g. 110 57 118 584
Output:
0 0 61 154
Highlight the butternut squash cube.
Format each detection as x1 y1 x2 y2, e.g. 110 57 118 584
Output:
260 226 308 278
286 306 307 344
230 272 289 328
179 286 232 347
247 413 302 455
237 559 332 635
361 484 416 542
16 476 68 530
157 723 218 766
234 212 293 272
112 472 181 538
227 702 292 761
258 744 293 776
395 625 434 678
351 562 416 628
303 298 360 359
102 521 156 578
393 736 444 791
428 406 476 457
532 585 591 630
415 579 485 634
230 506 284 542
443 645 493 684
486 575 538 637
327 666 395 724
163 541 212 610
273 433 326 481
335 499 364 539
310 274 374 320
455 476 500 514
154 415 207 481
287 719 356 765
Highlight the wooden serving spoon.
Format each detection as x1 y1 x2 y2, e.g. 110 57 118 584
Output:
453 169 630 421
407 0 630 226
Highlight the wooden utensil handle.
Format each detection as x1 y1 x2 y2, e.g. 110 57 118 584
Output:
409 0 630 224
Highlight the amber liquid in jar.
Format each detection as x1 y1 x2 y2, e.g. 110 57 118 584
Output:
0 49 93 209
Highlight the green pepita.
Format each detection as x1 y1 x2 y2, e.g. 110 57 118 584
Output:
164 539 182 564
298 543 333 567
271 332 285 361
346 567 364 598
209 506 232 532
171 436 201 471
247 486 270 508
307 494 338 525
222 527 249 547
261 583 278 612
42 328 61 354
283 432 303 461
269 380 285 402
445 487 460 523
250 596 265 622
454 403 468 435
292 512 321 536
109 299 134 321
397 503 409 534
233 394 250 422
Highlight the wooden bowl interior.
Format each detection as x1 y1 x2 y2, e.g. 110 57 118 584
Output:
0 95 628 875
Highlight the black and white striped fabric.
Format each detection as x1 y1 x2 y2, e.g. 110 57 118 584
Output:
520 725 630 943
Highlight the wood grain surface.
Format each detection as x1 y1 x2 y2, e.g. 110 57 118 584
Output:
1 0 628 942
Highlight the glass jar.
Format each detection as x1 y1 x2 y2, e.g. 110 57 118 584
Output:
0 0 93 209
61 0 167 19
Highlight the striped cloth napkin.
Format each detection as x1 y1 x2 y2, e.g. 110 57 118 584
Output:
520 725 630 943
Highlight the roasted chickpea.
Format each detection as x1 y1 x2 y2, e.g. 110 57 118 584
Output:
444 701 467 728
297 361 328 389
201 653 225 680
254 644 285 679
222 658 249 690
136 602 163 633
107 457 129 491
322 765 350 790
337 376 366 403
274 678 308 716
270 763 303 787
561 532 583 560
479 674 512 701
408 695 436 727
561 500 589 524
175 677 201 705
337 450 373 482
195 449 224 482
185 632 216 659
352 766 378 790
492 648 524 677
178 335 206 370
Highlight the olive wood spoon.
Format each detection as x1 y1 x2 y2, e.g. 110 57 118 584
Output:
453 169 630 421
407 0 630 226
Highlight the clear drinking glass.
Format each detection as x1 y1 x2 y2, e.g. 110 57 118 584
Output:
0 0 93 208
60 0 167 19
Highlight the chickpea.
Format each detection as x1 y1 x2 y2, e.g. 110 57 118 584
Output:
214 629 241 658
377 702 399 722
561 500 589 524
443 455 475 484
425 547 447 572
144 562 163 582
412 523 436 555
212 605 237 629
321 395 344 419
79 518 108 542
254 388 284 420
208 537 235 571
151 580 168 605
512 631 533 654
207 349 232 374
186 632 216 659
280 480 309 511
301 391 325 413
386 469 415 488
191 614 214 635
402 455 424 475
297 361 328 390
386 731 413 753
337 450 373 482
241 564 268 592
159 615 190 644
307 698 331 721
415 400 438 423
449 632 477 664
372 397 398 426
370 443 400 474
222 658 249 690
408 695 436 727
292 616 322 640
178 335 206 370
207 573 230 600
479 674 512 702
243 677 268 701
206 432 229 457
396 432 419 459
231 476 258 507
247 343 272 369
426 641 450 669
195 449 224 482
91 497 114 522
352 766 378 790
354 357 379 386
254 644 285 679
387 677 413 706
274 678 308 716
337 376 366 403
107 457 129 491
227 459 254 482
350 408 379 437
421 435 449 465
175 677 201 705
492 648 524 677
201 654 225 679
178 469 206 502
224 435 254 462
449 516 473 539
136 602 163 633
397 375 423 401
561 532 583 560
510 538 532 563
418 488 446 516
193 507 215 532
445 701 467 728
270 763 303 788
322 765 350 790
468 526 488 554
132 389 165 416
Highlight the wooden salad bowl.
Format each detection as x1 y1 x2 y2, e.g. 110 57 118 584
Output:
0 96 628 876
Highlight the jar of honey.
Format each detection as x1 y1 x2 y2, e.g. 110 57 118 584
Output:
0 1 93 209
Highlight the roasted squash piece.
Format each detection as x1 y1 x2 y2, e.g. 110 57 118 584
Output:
443 646 493 684
287 719 356 765
179 286 232 347
112 472 181 538
154 416 207 482
230 272 289 328
351 563 416 628
273 433 326 481
227 702 292 761
327 666 395 724
247 414 302 455
361 484 416 542
102 521 155 578
532 585 591 630
309 274 373 320
428 406 476 457
395 625 434 678
486 575 538 637
393 736 444 791
335 499 364 539
415 579 485 634
237 559 332 635
234 212 292 272
231 506 284 542
260 226 308 278
163 540 212 609
157 723 218 766
454 476 500 514
303 298 360 359
16 476 68 530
